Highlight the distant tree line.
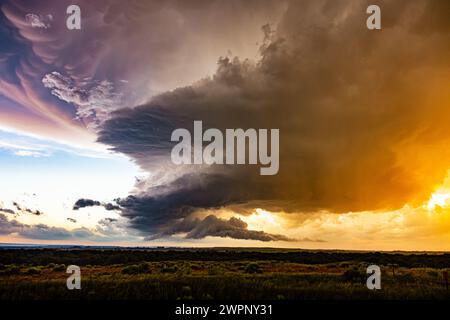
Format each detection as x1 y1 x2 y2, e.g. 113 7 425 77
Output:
1 249 450 268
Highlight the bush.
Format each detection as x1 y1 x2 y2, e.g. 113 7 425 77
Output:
25 267 41 275
122 263 150 275
342 267 366 283
52 264 66 272
245 263 262 274
0 265 20 275
160 264 177 273
207 265 223 276
176 264 192 276
398 272 415 282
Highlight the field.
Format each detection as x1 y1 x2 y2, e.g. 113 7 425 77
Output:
0 248 449 300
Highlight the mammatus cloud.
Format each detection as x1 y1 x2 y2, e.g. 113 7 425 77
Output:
0 0 283 147
25 13 52 29
98 0 450 241
42 72 122 128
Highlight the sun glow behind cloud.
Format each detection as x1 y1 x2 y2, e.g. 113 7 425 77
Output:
427 192 450 211
222 171 450 250
242 209 282 232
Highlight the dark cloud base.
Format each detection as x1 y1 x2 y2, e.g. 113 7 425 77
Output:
149 215 295 242
73 198 120 211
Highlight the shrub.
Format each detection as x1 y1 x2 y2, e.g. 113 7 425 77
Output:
245 263 262 274
122 263 150 275
0 265 20 275
25 267 41 275
160 264 177 273
201 293 214 300
398 272 415 282
52 264 66 272
342 267 366 283
176 264 192 276
207 264 223 275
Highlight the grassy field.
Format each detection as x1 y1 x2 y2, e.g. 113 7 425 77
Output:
0 248 449 300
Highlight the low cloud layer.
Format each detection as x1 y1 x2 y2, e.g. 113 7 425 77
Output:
151 215 294 242
0 213 94 240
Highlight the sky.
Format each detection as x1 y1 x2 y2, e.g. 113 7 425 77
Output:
1 0 450 250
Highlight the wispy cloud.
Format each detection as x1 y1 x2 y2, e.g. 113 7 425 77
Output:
0 128 120 159
13 150 49 157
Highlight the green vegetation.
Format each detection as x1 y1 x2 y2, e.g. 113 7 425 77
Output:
245 262 262 274
0 248 449 300
52 264 66 272
122 263 150 275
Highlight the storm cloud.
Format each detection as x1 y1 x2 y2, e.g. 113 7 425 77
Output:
97 0 450 240
73 198 120 211
151 215 294 242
